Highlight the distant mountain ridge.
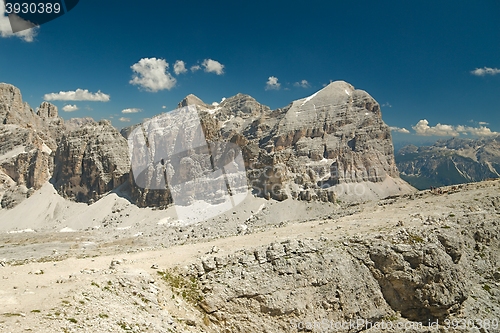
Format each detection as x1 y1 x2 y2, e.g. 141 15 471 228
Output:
396 136 500 189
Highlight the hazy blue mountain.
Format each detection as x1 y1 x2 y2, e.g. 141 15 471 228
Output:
396 136 500 189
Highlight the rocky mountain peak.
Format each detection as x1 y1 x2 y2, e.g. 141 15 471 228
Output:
0 83 33 126
218 93 270 118
177 94 209 109
36 101 58 119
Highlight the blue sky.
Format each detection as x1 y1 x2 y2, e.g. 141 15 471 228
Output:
1 0 499 146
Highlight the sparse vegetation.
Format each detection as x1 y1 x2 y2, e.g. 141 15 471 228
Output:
483 284 492 295
118 320 131 331
2 313 23 317
383 313 399 321
408 234 424 243
158 269 203 305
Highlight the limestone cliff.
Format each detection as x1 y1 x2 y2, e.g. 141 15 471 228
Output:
0 84 60 207
0 83 130 207
127 81 413 207
52 120 130 202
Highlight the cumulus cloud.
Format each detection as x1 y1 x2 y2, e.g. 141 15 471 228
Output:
44 89 110 102
62 104 79 112
470 67 500 76
412 120 459 136
0 0 38 42
202 59 225 75
412 119 499 137
389 126 410 134
382 102 392 108
190 65 201 72
294 80 310 88
456 125 499 137
173 60 187 75
265 76 281 90
478 121 489 125
162 105 167 109
130 58 176 92
122 108 142 114
119 117 131 122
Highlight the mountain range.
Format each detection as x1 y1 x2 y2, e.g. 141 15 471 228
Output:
0 81 413 211
396 136 500 190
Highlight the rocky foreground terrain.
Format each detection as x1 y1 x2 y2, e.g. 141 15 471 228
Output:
0 180 499 332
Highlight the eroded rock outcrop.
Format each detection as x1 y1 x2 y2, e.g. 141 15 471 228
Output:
52 120 130 202
0 83 132 206
187 218 496 332
0 84 62 207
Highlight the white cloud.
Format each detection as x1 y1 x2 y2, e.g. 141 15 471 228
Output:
62 104 79 112
389 126 410 134
412 119 499 137
190 65 201 72
119 117 131 122
456 125 499 137
412 119 459 136
122 108 142 114
173 60 187 75
130 58 176 92
470 67 500 76
44 89 110 102
265 76 281 90
202 59 225 75
382 102 392 108
478 121 489 125
0 0 38 42
294 80 310 88
162 105 167 109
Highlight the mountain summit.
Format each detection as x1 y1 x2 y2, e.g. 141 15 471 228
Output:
129 81 413 207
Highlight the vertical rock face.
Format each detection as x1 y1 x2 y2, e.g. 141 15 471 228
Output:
0 83 131 207
52 120 130 202
36 101 58 118
0 83 39 127
0 84 61 207
250 81 406 201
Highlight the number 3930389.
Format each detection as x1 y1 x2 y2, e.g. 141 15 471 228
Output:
3 1 80 33
5 2 62 14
